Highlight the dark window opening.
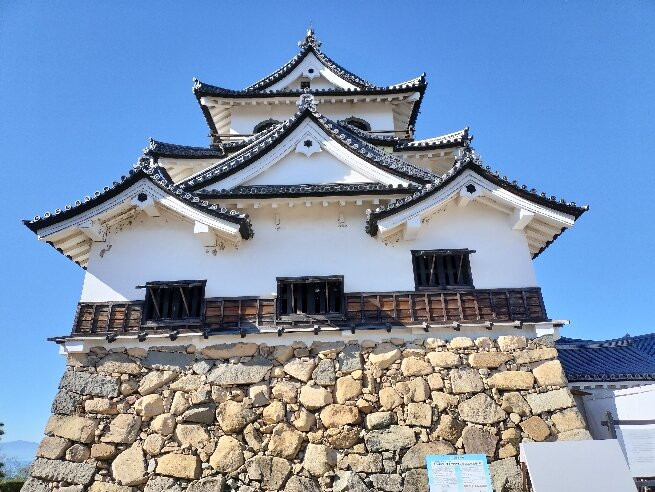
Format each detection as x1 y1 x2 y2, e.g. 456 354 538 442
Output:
344 117 371 132
253 119 281 134
277 276 344 318
412 250 475 289
140 280 205 324
300 80 311 90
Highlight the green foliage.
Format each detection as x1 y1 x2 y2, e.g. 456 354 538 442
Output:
0 422 4 479
0 480 26 492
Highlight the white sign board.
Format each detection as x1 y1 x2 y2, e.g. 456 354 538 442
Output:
426 454 492 492
520 440 635 492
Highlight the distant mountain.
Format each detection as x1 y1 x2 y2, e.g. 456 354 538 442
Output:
0 440 37 476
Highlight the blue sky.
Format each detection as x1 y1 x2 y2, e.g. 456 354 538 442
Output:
0 1 653 442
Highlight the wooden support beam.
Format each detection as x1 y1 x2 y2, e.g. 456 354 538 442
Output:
511 208 535 230
131 195 160 217
194 221 216 247
402 215 421 241
79 220 107 242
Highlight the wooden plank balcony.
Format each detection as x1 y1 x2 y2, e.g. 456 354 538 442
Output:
70 287 548 337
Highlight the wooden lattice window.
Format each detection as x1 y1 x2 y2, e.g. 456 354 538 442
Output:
412 250 475 289
139 280 205 325
276 276 344 318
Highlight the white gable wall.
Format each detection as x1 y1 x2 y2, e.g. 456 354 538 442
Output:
80 200 537 302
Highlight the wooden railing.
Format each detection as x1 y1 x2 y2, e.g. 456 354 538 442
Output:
71 287 547 336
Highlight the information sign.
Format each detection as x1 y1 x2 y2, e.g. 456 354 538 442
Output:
426 454 493 492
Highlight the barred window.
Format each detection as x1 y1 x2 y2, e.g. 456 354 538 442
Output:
277 276 344 318
140 280 205 324
412 250 475 289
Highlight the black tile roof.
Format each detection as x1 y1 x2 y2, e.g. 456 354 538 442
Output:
197 182 420 200
365 148 588 256
23 157 254 240
339 123 469 151
144 139 225 159
179 98 438 193
556 334 655 382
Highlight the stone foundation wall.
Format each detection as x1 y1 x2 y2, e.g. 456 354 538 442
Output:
23 335 590 492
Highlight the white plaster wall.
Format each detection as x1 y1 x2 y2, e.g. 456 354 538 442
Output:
81 200 537 302
229 102 395 135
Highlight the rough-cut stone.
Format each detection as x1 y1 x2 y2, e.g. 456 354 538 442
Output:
333 470 368 492
169 375 203 392
102 414 142 444
450 368 484 394
334 375 363 403
426 351 460 368
499 442 519 458
489 457 522 492
88 482 136 492
310 341 345 356
209 435 244 473
468 352 512 368
20 478 50 492
59 370 119 398
403 469 428 492
268 423 304 459
216 400 256 433
51 389 83 415
36 436 72 459
91 443 116 460
406 402 432 427
299 383 333 410
514 347 558 364
368 343 401 369
112 445 147 486
338 344 363 373
320 404 360 428
272 345 295 364
143 351 193 372
427 373 444 390
284 476 320 492
151 413 175 435
432 392 459 412
366 411 395 430
532 360 567 387
448 337 474 349
134 394 165 417
365 425 416 451
501 392 531 416
187 477 226 492
201 342 258 359
30 458 95 485
400 357 433 376
526 388 574 414
303 443 336 476
497 336 527 352
282 359 316 382
207 356 272 385
555 429 593 441
339 453 383 473
96 353 141 375
263 401 286 424
435 414 465 443
156 453 201 479
249 382 270 407
272 380 300 403
138 371 177 396
174 423 210 448
379 387 402 410
245 456 291 491
170 392 190 415
84 398 118 415
458 393 507 424
487 371 535 390
45 415 97 443
192 359 213 375
370 474 403 492
462 426 498 457
401 441 455 469
293 407 315 431
143 434 165 455
143 476 181 492
551 408 586 432
66 443 90 462
325 426 361 449
520 416 551 441
182 403 215 424
312 359 336 386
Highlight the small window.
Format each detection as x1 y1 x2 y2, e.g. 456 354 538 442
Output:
412 250 475 289
343 117 371 132
300 80 311 90
277 276 344 318
253 119 280 134
140 280 205 324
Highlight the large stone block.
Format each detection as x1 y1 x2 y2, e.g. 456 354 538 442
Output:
364 425 416 451
403 469 428 492
514 348 558 364
312 359 336 386
450 368 484 394
551 408 586 432
207 356 272 385
303 443 336 476
96 353 141 375
187 477 226 492
143 351 193 372
400 357 433 376
338 344 363 373
489 457 522 492
156 453 201 480
468 352 511 368
457 393 507 424
216 400 256 433
368 343 401 369
245 456 291 491
101 414 142 444
30 458 96 485
36 436 72 459
51 389 83 415
462 426 498 457
520 416 551 441
111 445 147 486
138 371 177 396
201 342 258 359
88 482 137 492
405 402 432 427
209 435 245 473
174 423 210 448
525 388 574 414
401 442 455 470
497 336 527 352
284 476 320 492
134 394 165 418
338 453 383 473
45 415 97 443
282 359 316 382
426 351 460 368
59 370 119 398
334 375 363 403
486 371 534 390
299 383 333 410
532 360 567 387
268 423 304 459
320 404 360 428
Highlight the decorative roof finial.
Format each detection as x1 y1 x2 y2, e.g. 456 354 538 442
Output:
297 92 317 112
298 23 321 49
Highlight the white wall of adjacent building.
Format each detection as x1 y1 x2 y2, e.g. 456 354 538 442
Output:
80 199 537 302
